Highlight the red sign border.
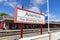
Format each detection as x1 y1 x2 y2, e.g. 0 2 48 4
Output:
14 7 46 24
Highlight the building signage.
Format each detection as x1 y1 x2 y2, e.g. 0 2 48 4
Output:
14 8 45 24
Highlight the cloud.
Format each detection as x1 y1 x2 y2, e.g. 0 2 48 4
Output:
16 5 21 8
0 0 3 2
28 0 47 14
28 6 42 13
31 0 47 6
5 0 21 8
49 14 56 19
0 0 21 8
45 13 56 19
5 2 17 8
51 20 60 21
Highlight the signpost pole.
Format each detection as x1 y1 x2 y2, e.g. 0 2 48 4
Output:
20 23 24 38
20 0 24 38
40 24 42 35
22 0 24 9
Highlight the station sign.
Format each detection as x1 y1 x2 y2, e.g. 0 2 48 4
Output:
14 7 45 24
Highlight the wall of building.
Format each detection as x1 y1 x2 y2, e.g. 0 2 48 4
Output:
0 22 3 29
1 21 60 30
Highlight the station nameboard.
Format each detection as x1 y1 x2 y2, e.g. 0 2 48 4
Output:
14 7 45 24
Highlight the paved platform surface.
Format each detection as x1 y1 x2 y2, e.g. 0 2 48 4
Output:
0 28 60 40
0 32 48 40
0 31 60 40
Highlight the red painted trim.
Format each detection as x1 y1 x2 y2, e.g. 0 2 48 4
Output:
14 7 45 24
14 21 45 24
14 7 17 23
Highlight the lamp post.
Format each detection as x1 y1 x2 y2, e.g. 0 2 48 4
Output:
47 0 51 40
47 0 50 33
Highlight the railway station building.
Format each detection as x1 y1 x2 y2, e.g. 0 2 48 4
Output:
0 16 60 30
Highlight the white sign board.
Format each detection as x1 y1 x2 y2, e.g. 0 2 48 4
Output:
14 8 45 24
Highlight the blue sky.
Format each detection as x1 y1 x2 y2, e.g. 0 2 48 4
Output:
49 0 60 21
0 0 60 21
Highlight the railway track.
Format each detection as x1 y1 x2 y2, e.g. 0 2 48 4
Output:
0 30 41 37
0 28 60 37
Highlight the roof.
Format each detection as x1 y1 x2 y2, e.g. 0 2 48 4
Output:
0 16 60 24
46 21 60 24
0 16 13 21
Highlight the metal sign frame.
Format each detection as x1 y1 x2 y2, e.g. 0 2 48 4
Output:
14 7 45 24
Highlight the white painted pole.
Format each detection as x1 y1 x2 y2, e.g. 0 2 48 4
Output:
47 0 50 32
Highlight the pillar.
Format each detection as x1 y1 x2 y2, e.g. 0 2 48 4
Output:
20 23 24 38
40 24 42 35
1 21 4 30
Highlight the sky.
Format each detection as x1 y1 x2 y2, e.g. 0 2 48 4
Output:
0 0 60 21
49 0 60 21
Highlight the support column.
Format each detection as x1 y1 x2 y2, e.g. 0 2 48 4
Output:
9 23 12 30
0 22 2 29
20 23 24 38
40 24 42 35
15 23 17 29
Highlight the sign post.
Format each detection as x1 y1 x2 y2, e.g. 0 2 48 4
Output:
40 24 42 35
20 23 24 38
